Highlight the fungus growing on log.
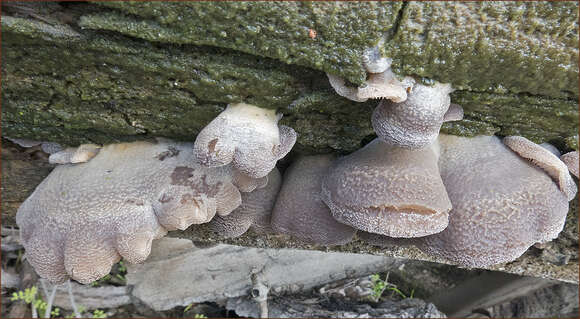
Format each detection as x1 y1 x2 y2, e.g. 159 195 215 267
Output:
4 137 63 154
205 168 282 238
417 135 576 267
327 68 414 103
48 144 102 164
371 82 461 149
560 151 579 178
321 139 451 238
194 103 297 178
327 44 415 103
503 136 577 200
271 155 356 245
16 139 251 284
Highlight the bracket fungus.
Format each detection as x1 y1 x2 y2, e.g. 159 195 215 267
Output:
503 136 577 201
271 155 357 245
193 103 297 178
327 68 414 104
204 168 282 238
16 139 253 284
372 82 461 149
48 144 102 164
327 44 414 103
560 151 579 178
4 137 63 154
321 139 452 238
417 135 577 267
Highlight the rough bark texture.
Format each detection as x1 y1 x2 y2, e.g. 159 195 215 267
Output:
1 1 578 283
1 2 578 150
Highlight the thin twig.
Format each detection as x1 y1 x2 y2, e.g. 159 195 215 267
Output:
67 280 81 318
40 279 49 301
44 283 58 318
31 301 38 318
251 270 269 318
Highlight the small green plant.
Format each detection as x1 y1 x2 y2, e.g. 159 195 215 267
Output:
183 302 207 318
10 286 61 318
114 260 127 283
89 260 127 287
12 286 107 318
117 260 127 273
92 309 107 318
184 303 195 313
369 274 387 302
386 285 407 299
369 273 415 301
90 274 112 287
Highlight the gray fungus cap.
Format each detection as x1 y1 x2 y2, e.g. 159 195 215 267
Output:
271 155 357 245
417 135 575 267
321 139 452 238
16 140 251 284
193 103 296 178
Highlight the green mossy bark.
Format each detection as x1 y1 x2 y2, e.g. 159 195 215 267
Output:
80 1 579 97
2 2 578 152
82 1 403 85
387 2 579 98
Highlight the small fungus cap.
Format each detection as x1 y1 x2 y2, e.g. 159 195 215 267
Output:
194 103 297 178
372 82 456 149
327 70 413 103
321 139 451 238
205 168 282 239
503 136 577 200
560 151 579 179
271 155 356 245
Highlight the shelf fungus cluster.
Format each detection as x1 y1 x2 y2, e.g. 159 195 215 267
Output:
16 104 296 284
15 55 578 284
319 49 578 267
